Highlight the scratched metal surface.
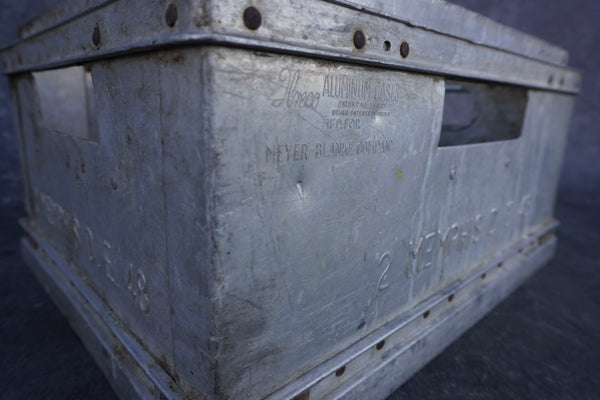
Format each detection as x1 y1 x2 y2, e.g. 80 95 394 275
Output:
9 44 577 398
9 0 569 66
1 0 585 399
2 0 581 95
1 0 598 400
328 0 569 66
204 48 574 398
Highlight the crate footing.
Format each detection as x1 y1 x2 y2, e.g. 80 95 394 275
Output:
267 223 558 400
21 222 185 400
21 220 557 400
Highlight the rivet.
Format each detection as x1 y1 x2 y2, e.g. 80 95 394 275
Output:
400 41 410 58
353 30 366 49
165 3 178 27
92 26 101 47
243 6 262 30
449 166 456 180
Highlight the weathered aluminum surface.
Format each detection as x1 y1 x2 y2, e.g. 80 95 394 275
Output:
2 0 580 94
9 45 577 399
331 0 569 65
16 0 115 39
12 0 569 66
3 1 580 399
21 216 558 400
267 223 558 400
21 229 185 400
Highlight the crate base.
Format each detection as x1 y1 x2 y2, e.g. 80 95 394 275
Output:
21 220 557 400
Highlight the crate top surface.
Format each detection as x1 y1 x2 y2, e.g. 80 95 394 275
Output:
1 0 581 93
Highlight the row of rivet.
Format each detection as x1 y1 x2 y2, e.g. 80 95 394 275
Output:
87 1 571 91
90 4 411 61
289 245 538 400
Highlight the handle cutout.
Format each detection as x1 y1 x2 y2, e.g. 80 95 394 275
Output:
438 79 527 147
33 65 98 141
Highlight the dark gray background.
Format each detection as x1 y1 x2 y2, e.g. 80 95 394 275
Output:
1 1 598 399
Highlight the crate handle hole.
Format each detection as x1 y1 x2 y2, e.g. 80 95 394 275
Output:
438 79 527 147
33 66 98 141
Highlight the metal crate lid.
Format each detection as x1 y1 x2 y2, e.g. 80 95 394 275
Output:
2 0 581 93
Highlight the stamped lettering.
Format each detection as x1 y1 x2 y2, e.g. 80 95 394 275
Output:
377 251 392 291
322 74 407 103
404 194 533 279
271 68 320 110
360 250 394 327
127 264 150 314
85 226 95 262
32 189 153 316
270 69 407 137
265 139 393 163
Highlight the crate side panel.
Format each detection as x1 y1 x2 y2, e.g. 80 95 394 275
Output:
516 91 576 229
206 48 444 399
419 89 574 291
427 140 535 290
156 48 217 397
16 56 176 370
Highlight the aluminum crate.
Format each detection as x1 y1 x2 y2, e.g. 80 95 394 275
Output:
2 1 580 399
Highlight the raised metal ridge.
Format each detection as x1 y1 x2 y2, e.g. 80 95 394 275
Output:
1 0 581 94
